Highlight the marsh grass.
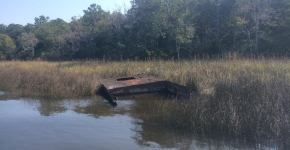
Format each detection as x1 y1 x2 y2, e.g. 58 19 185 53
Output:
0 59 290 144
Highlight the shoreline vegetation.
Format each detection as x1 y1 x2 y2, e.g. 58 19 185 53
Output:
0 59 290 146
1 1 290 62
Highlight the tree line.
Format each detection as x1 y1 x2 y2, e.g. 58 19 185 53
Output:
0 0 290 60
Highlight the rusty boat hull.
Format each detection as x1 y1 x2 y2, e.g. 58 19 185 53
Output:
98 74 190 106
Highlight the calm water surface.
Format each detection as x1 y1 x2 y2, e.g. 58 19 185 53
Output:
0 92 277 150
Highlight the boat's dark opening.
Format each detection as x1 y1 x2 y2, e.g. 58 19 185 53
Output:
117 77 136 81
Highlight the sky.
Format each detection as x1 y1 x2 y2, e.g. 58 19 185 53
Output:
0 0 131 25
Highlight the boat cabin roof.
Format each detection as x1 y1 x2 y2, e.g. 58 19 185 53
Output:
100 74 166 90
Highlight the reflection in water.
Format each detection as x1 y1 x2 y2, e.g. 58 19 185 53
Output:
132 122 194 149
0 91 20 100
0 94 280 150
37 99 67 116
73 99 131 118
117 94 193 149
21 98 69 116
116 94 279 150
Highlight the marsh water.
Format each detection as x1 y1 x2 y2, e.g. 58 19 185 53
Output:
0 91 277 150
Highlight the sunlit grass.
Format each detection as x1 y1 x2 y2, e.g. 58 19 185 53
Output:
0 59 290 144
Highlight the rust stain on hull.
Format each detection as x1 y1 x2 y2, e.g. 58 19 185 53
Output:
97 74 191 106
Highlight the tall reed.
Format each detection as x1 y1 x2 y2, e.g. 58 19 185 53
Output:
142 60 290 145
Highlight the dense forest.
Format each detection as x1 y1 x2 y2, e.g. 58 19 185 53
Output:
0 0 290 60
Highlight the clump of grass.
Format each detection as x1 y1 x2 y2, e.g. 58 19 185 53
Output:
0 61 100 98
143 60 290 145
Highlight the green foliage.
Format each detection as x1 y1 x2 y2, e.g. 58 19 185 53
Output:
0 24 6 34
17 32 38 59
1 1 290 60
33 17 71 60
0 34 16 59
5 24 24 40
34 15 49 27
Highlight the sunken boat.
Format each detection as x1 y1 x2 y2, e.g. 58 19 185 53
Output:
97 74 191 106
